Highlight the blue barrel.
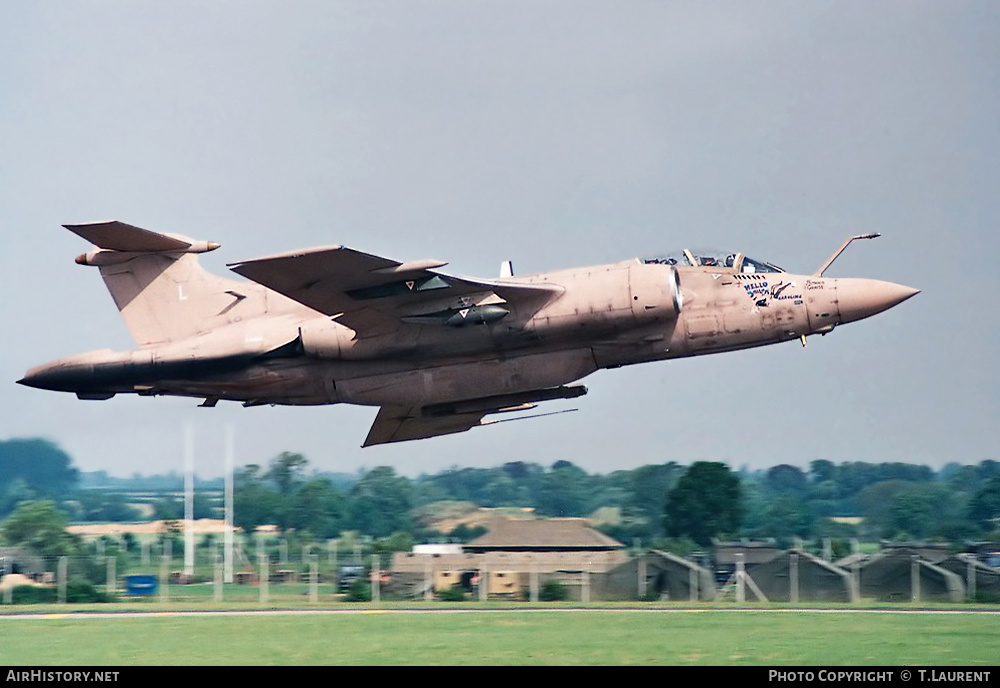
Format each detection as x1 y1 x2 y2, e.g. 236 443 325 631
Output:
124 574 158 596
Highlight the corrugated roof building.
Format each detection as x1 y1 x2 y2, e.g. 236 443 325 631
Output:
463 517 626 553
390 517 628 600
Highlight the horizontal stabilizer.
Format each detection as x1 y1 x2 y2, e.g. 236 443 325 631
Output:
64 221 193 252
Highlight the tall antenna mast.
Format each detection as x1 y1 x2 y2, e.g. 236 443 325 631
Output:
184 423 194 578
225 424 235 584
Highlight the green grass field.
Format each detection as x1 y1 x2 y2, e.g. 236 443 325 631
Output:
2 608 998 665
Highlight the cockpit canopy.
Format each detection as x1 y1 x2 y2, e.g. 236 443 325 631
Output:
643 250 784 274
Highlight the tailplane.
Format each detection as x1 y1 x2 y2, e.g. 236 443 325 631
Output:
67 221 267 346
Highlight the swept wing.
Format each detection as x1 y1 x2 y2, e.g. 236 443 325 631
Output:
229 245 562 334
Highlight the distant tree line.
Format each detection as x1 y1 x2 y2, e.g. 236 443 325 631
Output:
2 437 999 550
1 439 78 515
740 460 1000 543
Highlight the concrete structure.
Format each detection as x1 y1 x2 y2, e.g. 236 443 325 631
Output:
713 540 783 584
746 549 853 603
857 548 964 603
936 554 1000 603
603 550 715 601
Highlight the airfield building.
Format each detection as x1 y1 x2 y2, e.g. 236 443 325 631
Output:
389 517 627 600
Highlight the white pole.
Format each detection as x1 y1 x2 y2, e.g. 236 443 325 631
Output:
58 556 67 604
160 540 170 604
790 553 799 604
968 557 977 602
106 556 115 597
736 553 746 603
638 556 647 600
214 550 223 603
225 424 234 584
310 556 318 604
184 423 194 578
260 553 269 604
332 542 339 592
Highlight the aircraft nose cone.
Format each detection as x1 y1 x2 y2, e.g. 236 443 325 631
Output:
17 359 92 392
17 363 62 390
835 278 920 324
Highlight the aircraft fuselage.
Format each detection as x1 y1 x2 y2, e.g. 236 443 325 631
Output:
18 223 918 445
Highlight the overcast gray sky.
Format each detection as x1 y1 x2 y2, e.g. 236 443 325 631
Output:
2 1 998 479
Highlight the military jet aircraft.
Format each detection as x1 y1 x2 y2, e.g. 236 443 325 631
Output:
18 222 918 446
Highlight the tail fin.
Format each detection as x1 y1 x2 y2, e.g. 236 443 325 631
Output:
67 221 266 346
